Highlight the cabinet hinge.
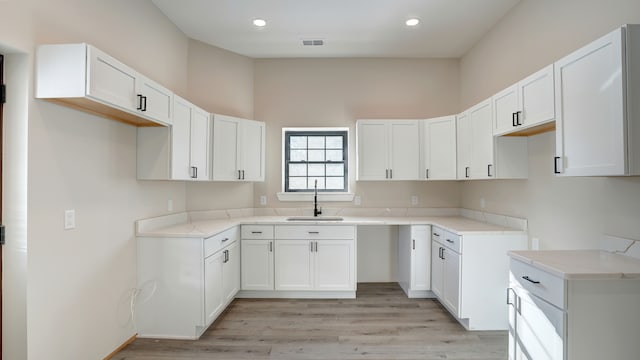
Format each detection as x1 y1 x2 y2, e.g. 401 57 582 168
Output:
1 84 6 104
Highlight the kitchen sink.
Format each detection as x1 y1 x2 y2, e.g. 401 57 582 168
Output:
286 216 344 221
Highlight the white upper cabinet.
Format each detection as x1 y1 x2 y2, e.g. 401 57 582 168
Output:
457 100 528 180
493 65 555 136
137 95 210 180
357 120 420 181
211 114 266 182
36 43 173 127
554 24 640 176
419 116 457 180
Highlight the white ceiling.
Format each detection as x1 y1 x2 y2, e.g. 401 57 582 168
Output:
151 0 521 59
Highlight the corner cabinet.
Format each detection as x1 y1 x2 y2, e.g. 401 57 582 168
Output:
398 225 431 298
356 119 420 180
554 24 640 176
136 227 240 339
211 114 266 182
137 95 211 180
431 226 527 330
36 43 172 127
419 116 457 180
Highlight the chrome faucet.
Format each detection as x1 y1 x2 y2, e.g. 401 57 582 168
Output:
313 180 322 217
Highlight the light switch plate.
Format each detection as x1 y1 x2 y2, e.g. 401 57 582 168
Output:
167 199 173 212
354 195 361 206
260 195 267 206
64 209 76 230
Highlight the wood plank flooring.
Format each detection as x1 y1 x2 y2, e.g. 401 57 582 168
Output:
114 283 507 360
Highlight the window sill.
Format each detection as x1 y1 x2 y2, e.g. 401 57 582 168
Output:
276 192 355 202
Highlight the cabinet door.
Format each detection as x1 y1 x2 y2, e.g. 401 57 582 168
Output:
275 240 313 291
86 46 138 113
241 240 274 291
507 288 517 360
470 100 494 179
518 64 555 129
314 240 355 291
388 121 420 180
493 84 519 135
212 115 240 180
554 27 626 176
137 75 173 126
410 226 430 291
204 251 224 325
431 242 444 299
222 241 240 303
442 248 461 317
426 116 457 180
456 112 472 179
515 290 565 360
240 120 265 181
171 96 193 180
190 106 210 180
357 121 389 180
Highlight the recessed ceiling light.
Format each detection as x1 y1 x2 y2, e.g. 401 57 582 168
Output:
253 18 267 27
405 18 420 27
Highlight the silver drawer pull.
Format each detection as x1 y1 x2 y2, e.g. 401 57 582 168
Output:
251 231 263 234
522 275 540 284
222 237 230 242
308 231 320 234
446 239 454 243
432 233 440 237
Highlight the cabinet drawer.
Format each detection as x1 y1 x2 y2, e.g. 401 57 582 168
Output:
510 258 565 309
437 229 461 253
431 226 445 242
205 226 239 258
241 225 274 239
275 225 355 239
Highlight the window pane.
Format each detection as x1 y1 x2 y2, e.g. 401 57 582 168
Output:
309 177 325 189
326 136 343 149
326 150 343 162
290 136 307 149
308 164 325 176
289 177 307 190
326 163 344 176
290 150 307 162
308 136 325 149
289 164 307 176
326 177 344 189
308 150 324 162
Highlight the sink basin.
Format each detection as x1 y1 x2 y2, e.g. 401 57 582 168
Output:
286 216 344 222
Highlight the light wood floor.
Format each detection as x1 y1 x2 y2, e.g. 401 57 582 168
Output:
114 283 507 360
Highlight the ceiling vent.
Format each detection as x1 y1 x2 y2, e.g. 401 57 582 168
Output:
302 39 324 46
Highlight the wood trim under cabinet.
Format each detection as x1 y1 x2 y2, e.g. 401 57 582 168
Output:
504 121 555 137
45 98 163 127
103 334 136 360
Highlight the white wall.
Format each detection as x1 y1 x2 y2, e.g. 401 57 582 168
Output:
459 0 640 249
253 58 462 210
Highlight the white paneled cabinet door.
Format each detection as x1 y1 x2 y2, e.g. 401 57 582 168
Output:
204 251 224 325
170 97 192 180
222 241 240 303
493 84 519 135
86 45 138 112
240 119 265 181
357 121 389 180
515 288 565 360
518 64 555 129
442 248 461 317
411 226 430 291
554 27 626 176
431 241 444 299
137 75 173 126
212 115 240 180
314 240 354 291
275 240 313 291
189 106 210 180
389 120 420 180
470 99 494 179
241 240 274 290
456 112 472 179
421 116 457 180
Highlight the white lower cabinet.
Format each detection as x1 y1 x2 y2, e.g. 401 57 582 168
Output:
398 225 431 298
275 240 314 291
431 226 527 330
136 226 239 339
508 257 640 360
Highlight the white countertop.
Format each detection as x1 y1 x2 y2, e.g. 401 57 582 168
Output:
136 215 525 239
508 250 640 280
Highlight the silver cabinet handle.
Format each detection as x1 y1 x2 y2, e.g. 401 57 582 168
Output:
269 241 273 252
446 239 454 244
432 233 440 237
310 241 314 252
251 231 263 234
412 239 415 250
385 169 389 179
222 237 229 242
314 241 318 252
191 166 197 179
389 169 393 179
522 275 540 284
308 231 319 234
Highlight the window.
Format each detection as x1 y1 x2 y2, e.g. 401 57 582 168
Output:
284 129 348 192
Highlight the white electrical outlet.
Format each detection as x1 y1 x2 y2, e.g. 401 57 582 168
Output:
64 209 76 230
531 237 540 250
411 195 418 206
480 197 486 209
260 195 267 206
354 195 361 206
167 199 173 212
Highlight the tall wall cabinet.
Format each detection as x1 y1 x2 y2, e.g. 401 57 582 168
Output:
211 114 266 181
419 116 457 180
